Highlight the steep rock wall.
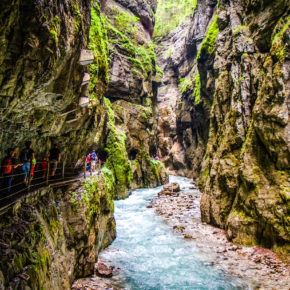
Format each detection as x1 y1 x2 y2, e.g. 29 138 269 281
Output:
155 0 289 258
155 0 216 177
0 0 168 288
0 0 168 200
98 0 168 198
0 0 99 161
199 0 289 258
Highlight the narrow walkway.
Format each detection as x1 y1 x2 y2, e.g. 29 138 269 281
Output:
0 163 101 215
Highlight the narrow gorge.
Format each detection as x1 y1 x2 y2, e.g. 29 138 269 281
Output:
0 0 289 289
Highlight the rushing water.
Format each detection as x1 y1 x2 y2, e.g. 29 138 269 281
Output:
100 176 252 289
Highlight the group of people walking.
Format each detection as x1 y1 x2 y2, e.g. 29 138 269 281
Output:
1 142 61 194
85 150 101 174
1 144 101 196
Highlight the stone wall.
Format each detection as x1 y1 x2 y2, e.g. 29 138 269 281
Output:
0 0 97 161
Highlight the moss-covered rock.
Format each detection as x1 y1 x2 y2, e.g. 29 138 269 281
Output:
0 176 115 289
155 0 289 260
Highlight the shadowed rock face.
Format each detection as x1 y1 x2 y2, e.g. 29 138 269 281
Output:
155 0 289 258
102 0 156 104
0 0 97 161
100 0 168 198
155 0 216 177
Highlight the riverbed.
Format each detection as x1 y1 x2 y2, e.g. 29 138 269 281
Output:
73 176 289 289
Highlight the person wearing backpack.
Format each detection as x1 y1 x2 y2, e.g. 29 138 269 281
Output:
1 148 22 194
90 150 98 173
85 153 91 174
48 144 61 177
30 157 37 181
20 141 34 186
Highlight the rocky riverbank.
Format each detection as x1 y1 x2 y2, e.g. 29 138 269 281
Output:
149 178 290 289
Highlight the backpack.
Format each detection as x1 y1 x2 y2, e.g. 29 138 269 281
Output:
2 157 12 174
90 153 97 161
20 148 31 163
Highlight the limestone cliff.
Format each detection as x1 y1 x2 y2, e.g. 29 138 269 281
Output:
155 0 289 258
0 0 168 287
0 0 168 199
98 0 168 198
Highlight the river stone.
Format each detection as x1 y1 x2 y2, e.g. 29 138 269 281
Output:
162 182 180 192
96 262 113 278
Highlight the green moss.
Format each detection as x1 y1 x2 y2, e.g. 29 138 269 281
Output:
196 14 219 63
101 166 116 194
199 167 209 188
141 107 151 121
193 73 201 105
156 65 164 77
106 17 156 77
168 47 172 58
150 159 164 184
111 6 139 39
73 4 82 32
89 4 110 99
144 97 152 107
132 69 141 76
179 78 192 93
232 208 255 222
192 0 198 15
272 17 290 43
104 98 133 199
50 16 59 43
233 25 248 36
271 17 289 62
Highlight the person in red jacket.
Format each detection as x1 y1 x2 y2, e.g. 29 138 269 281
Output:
1 148 22 194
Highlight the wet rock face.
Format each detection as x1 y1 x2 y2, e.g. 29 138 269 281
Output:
155 0 216 177
0 0 98 161
102 0 157 104
0 175 115 289
156 0 289 257
199 0 290 257
98 0 168 198
0 0 167 199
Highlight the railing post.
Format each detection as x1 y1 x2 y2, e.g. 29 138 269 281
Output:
28 164 31 191
62 161 65 180
46 162 50 185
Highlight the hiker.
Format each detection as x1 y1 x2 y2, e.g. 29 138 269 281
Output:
85 153 91 174
20 141 34 186
90 150 98 172
40 157 48 179
30 156 37 181
48 144 61 177
1 148 22 193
